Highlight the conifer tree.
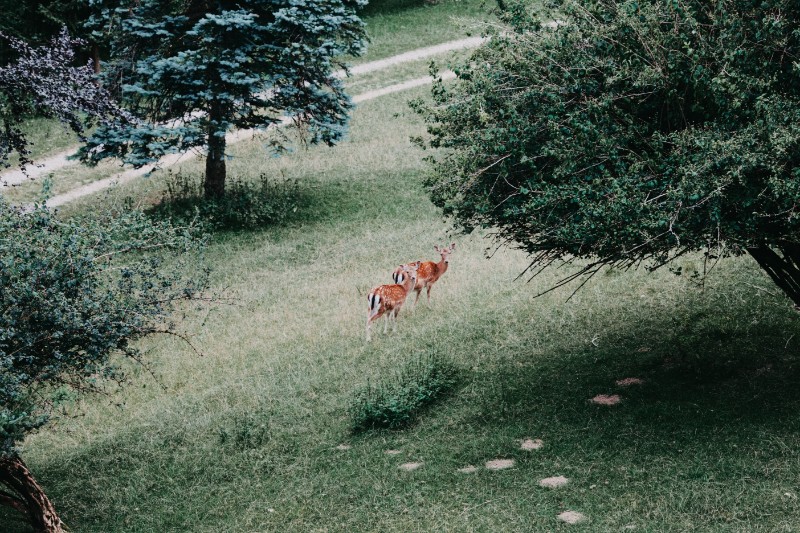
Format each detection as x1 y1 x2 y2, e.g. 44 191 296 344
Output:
82 0 367 198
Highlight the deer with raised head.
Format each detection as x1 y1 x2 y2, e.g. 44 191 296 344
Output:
366 263 418 342
392 243 455 308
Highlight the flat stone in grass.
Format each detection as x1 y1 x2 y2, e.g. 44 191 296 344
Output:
520 438 544 451
485 459 515 470
457 465 478 474
590 394 621 406
557 511 587 524
385 449 402 455
398 462 423 471
539 475 568 488
335 444 351 451
615 377 644 387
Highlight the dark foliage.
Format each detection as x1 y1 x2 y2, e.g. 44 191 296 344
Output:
416 0 800 301
149 171 300 231
0 28 126 172
350 353 458 431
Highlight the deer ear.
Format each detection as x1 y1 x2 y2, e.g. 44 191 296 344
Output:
450 242 456 250
434 245 440 252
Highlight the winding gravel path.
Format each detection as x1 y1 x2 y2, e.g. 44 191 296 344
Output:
0 36 485 204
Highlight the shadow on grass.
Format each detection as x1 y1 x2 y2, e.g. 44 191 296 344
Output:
10 278 800 532
464 295 800 461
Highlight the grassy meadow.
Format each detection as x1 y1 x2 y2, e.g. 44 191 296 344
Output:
4 1 800 532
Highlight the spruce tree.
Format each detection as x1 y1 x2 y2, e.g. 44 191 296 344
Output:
82 0 367 198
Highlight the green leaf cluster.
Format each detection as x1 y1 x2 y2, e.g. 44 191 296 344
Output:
0 200 208 457
418 0 800 280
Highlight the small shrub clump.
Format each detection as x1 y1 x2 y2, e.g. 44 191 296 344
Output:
149 171 300 230
350 353 459 432
217 411 271 450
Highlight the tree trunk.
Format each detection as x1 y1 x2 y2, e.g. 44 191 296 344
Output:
91 43 101 75
204 102 227 199
0 455 65 533
747 244 800 308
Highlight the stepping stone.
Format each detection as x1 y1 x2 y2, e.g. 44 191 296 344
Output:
520 438 544 451
557 511 587 524
485 459 515 470
335 444 351 451
385 449 402 455
590 394 621 405
457 465 478 474
615 377 644 387
539 475 568 488
398 461 423 471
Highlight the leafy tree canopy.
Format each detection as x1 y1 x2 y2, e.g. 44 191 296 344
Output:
0 28 125 172
82 0 368 198
417 0 800 302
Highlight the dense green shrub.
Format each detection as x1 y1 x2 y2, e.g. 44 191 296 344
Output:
149 171 300 230
0 198 207 530
417 0 800 304
350 354 459 431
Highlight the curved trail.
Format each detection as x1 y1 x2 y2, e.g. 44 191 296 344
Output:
0 36 485 200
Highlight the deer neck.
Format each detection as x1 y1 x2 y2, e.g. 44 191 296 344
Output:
437 256 449 276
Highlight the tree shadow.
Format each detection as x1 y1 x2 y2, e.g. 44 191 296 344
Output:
466 295 800 462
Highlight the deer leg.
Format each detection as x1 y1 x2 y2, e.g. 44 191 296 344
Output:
426 285 432 303
414 288 422 306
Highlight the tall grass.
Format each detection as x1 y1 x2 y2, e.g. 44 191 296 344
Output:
2 86 799 532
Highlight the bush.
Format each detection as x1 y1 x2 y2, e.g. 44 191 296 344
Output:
149 171 300 230
349 353 459 431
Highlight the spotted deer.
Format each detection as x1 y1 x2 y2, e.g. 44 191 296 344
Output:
393 243 455 308
366 263 418 342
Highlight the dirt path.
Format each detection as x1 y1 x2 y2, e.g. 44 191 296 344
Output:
46 69 459 207
1 36 485 195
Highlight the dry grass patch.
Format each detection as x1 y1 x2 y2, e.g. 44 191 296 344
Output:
520 438 543 451
590 394 622 405
615 377 645 386
557 511 587 524
538 476 569 488
485 459 515 471
398 461 423 471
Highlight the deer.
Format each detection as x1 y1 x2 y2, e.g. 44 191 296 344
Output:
392 243 455 308
366 263 419 342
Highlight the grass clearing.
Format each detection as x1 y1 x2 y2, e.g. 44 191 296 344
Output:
355 0 493 62
3 82 800 532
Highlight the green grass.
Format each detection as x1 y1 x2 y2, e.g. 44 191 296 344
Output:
355 0 494 63
4 85 800 532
